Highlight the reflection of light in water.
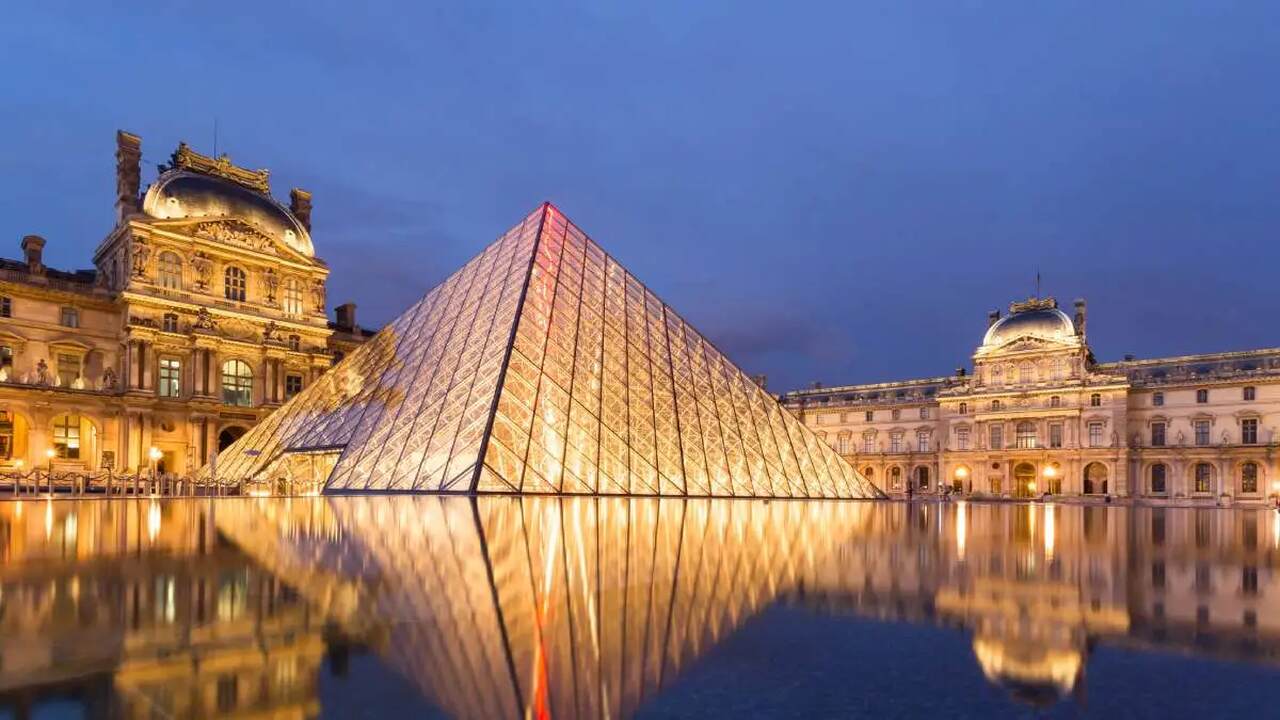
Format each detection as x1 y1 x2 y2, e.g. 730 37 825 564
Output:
1044 504 1055 560
956 501 967 561
13 500 21 519
1274 511 1280 549
64 512 77 545
147 501 162 542
44 500 52 540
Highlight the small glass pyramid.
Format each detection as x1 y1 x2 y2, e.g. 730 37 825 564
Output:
212 204 881 498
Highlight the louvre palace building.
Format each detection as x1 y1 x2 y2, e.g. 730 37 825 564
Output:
784 297 1280 504
0 131 371 476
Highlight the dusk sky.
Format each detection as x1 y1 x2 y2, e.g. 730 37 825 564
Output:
2 2 1278 392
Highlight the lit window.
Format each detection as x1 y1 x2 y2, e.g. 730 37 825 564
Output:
285 374 304 399
0 296 10 317
916 431 929 452
1241 462 1259 494
283 277 304 316
1088 422 1104 447
159 358 181 398
1151 463 1167 494
158 251 183 289
1194 419 1210 446
60 307 79 328
1090 393 1101 407
1152 392 1164 406
56 353 80 386
890 432 903 453
1242 418 1258 445
955 427 970 450
1015 421 1037 449
0 345 12 373
989 425 1003 450
1196 388 1208 404
224 266 247 302
221 359 253 406
1049 422 1063 448
162 313 179 333
1243 386 1256 401
1194 463 1212 493
53 414 80 459
864 410 873 422
1151 422 1166 447
889 466 902 489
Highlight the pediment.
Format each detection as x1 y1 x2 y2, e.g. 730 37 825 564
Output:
146 218 315 264
984 334 1077 355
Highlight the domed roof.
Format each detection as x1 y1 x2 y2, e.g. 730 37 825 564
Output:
142 170 315 257
982 305 1076 348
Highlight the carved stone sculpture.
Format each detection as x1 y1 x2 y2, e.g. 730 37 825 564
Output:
101 367 117 391
311 279 326 311
262 320 280 343
263 269 279 304
191 252 213 291
131 240 152 278
35 358 49 385
194 307 218 330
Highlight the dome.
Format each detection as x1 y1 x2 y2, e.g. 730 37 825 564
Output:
982 307 1076 348
142 170 315 257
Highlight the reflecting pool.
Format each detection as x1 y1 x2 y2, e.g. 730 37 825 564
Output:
2 498 1279 718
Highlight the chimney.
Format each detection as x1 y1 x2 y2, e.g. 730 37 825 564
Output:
115 130 142 222
956 367 967 377
1073 298 1087 338
1123 353 1135 362
335 302 357 331
21 235 45 275
290 188 313 232
987 309 1001 328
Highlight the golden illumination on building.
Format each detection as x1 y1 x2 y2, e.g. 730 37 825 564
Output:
213 205 879 498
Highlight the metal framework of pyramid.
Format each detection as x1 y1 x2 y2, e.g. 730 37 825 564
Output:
213 204 881 498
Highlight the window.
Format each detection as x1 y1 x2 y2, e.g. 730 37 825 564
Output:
889 466 902 489
55 353 81 387
158 251 182 289
837 433 850 454
1151 463 1167 494
288 334 301 351
916 431 929 452
282 277 304 316
59 307 79 328
221 359 254 407
0 296 9 317
162 312 179 333
0 345 12 373
956 427 970 450
1242 418 1258 445
989 425 1003 450
1048 423 1063 449
1088 421 1104 448
1151 422 1166 447
1241 462 1259 494
863 435 875 453
224 266 247 302
889 432 903 453
1015 421 1037 449
891 408 900 420
159 358 181 398
1152 391 1164 406
53 414 80 459
957 402 967 416
1089 393 1101 407
1243 386 1256 401
1049 395 1061 408
1196 388 1208 404
919 407 929 420
1194 463 1212 493
864 410 873 422
1019 364 1032 384
991 400 1002 411
1194 419 1210 446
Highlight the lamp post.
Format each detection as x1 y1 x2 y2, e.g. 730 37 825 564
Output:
44 448 55 495
148 447 162 496
12 458 22 496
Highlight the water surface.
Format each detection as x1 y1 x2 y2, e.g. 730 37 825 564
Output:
1 497 1277 718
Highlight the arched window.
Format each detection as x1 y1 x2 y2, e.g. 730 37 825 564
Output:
1015 421 1037 449
889 466 902 489
1241 462 1259 494
282 277 304 316
221 359 254 406
862 466 874 479
53 413 80 459
224 266 247 302
958 402 967 415
1150 463 1167 494
158 251 183 289
991 400 1002 411
1194 463 1213 494
914 465 929 489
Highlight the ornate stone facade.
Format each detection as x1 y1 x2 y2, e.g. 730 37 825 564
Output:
784 296 1280 504
0 131 373 475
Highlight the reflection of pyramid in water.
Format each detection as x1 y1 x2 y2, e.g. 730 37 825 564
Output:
215 204 880 497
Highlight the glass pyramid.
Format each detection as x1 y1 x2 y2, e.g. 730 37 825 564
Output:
213 204 881 498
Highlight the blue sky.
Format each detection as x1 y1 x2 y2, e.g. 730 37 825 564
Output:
2 1 1278 391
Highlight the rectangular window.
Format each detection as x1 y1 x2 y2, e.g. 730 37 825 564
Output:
1152 391 1163 406
890 432 903 453
919 407 929 420
60 307 79 328
1151 422 1165 447
53 414 80 459
1196 389 1208 403
956 427 970 451
159 358 181 398
1049 423 1063 448
989 425 1003 450
864 410 873 422
1195 465 1212 493
0 296 10 317
1243 386 1256 401
916 431 929 452
56 353 81 387
1242 418 1258 444
0 345 14 372
283 278 304 316
1088 422 1103 448
891 409 900 420
863 435 875 453
1195 420 1210 446
285 374 303 399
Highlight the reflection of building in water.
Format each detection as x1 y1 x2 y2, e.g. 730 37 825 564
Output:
787 296 1280 502
793 502 1280 706
0 499 327 718
220 495 878 719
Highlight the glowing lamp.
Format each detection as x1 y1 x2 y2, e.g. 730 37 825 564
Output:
1044 465 1057 478
44 448 56 459
148 447 162 462
955 466 969 479
14 459 23 469
1028 481 1038 493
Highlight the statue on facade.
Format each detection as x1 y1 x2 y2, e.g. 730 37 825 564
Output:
35 358 49 385
311 279 326 312
131 240 151 278
262 320 280 343
262 268 279 304
194 307 218 330
191 252 213 291
101 367 117 391
1176 430 1186 446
